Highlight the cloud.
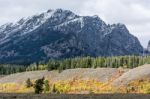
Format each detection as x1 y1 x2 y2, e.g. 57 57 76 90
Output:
0 0 85 24
80 0 150 47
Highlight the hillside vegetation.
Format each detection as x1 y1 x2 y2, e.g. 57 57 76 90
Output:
0 64 150 94
0 56 150 94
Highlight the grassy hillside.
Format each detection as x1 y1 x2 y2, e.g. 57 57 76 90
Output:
0 56 150 94
0 65 150 94
0 68 121 93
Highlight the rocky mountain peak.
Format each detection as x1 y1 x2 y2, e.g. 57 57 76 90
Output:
111 23 127 30
0 9 143 64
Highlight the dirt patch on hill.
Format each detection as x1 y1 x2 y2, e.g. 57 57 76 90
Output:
113 64 150 86
0 70 58 84
0 68 125 84
52 68 122 82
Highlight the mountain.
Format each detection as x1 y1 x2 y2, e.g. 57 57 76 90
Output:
0 9 143 64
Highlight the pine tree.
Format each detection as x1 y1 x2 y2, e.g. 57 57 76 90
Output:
26 78 33 88
34 77 45 94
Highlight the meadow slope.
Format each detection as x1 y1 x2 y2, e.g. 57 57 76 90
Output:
0 65 150 93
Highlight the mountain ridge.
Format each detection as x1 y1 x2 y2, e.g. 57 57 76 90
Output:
0 9 143 64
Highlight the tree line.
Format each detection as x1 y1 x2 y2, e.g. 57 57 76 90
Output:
0 55 150 75
46 56 150 71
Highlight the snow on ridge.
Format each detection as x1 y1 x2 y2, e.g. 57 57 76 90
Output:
0 10 56 43
19 10 55 35
0 9 77 36
0 23 13 33
56 17 84 27
0 10 55 37
0 9 78 44
0 8 128 45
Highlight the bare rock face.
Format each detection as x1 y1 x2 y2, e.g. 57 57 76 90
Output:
147 41 150 52
0 9 143 64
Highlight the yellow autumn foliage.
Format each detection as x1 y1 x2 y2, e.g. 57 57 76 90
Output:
0 79 150 94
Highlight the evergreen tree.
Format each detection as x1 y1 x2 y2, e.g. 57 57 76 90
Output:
26 78 33 88
34 77 45 94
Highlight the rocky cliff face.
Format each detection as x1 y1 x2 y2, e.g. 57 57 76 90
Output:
147 41 150 52
0 9 143 64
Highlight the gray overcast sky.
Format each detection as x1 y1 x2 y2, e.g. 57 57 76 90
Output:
0 0 150 47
